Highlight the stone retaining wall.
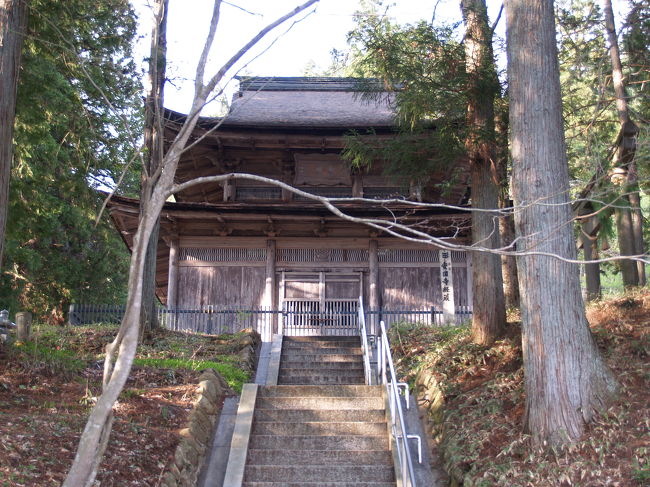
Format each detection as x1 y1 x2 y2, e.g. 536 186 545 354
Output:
161 329 260 487
161 368 227 487
415 368 463 487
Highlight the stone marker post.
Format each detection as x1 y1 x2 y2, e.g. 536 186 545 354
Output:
439 250 455 323
15 312 32 342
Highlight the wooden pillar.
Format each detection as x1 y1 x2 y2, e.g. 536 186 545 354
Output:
281 186 293 201
264 240 276 339
223 179 235 201
368 240 379 334
466 252 473 311
264 239 276 307
167 239 179 309
369 240 379 310
352 175 363 198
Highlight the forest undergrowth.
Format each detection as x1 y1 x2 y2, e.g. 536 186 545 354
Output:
390 289 649 486
0 324 256 486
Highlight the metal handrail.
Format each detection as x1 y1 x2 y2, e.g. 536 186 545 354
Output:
357 296 373 385
378 319 418 487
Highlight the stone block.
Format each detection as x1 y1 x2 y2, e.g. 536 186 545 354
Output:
169 459 182 480
197 379 218 403
161 472 178 487
176 438 200 467
194 393 217 415
187 435 206 457
189 414 211 447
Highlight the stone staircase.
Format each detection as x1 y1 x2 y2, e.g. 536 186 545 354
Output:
278 336 366 385
241 336 396 486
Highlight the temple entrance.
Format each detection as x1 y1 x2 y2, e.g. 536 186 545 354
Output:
279 271 362 336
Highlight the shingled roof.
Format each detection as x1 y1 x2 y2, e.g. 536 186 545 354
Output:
222 76 397 129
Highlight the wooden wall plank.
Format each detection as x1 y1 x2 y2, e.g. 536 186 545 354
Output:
380 267 442 309
177 265 264 308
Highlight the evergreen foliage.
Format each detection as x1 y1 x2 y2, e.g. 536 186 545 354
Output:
342 3 467 187
557 0 648 273
1 0 142 323
623 0 649 194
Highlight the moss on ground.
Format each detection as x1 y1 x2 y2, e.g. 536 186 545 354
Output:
7 323 254 392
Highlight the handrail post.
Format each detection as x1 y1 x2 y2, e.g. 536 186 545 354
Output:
378 320 418 486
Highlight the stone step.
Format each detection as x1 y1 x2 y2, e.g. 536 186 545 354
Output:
277 375 366 385
248 434 389 451
282 341 362 350
280 352 363 363
246 449 392 466
284 336 360 343
278 373 365 384
257 385 381 398
244 465 395 483
243 483 396 487
282 345 363 354
252 420 387 436
254 408 386 423
278 372 365 381
255 396 383 410
279 364 365 373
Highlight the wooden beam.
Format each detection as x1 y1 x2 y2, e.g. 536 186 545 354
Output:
223 179 235 201
352 174 363 197
167 239 179 309
264 239 276 309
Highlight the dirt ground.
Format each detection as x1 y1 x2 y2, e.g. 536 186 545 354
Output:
0 325 253 486
392 290 650 486
0 363 202 486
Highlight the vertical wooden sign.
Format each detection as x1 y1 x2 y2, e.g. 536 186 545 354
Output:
439 250 455 323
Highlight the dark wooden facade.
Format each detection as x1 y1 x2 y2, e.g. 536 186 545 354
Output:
108 77 472 324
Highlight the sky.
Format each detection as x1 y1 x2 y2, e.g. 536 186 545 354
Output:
132 0 629 114
133 0 486 113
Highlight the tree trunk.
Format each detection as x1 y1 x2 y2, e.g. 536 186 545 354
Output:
603 0 644 287
0 0 28 270
495 100 520 310
499 207 520 308
461 0 506 345
140 0 169 335
580 205 601 301
615 200 638 286
505 0 618 445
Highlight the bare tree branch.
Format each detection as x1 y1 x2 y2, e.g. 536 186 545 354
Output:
170 172 650 265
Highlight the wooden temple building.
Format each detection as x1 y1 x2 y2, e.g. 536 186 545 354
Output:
108 77 473 336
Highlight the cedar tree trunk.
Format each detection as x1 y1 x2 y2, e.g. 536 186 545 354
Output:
603 0 644 287
580 204 602 301
0 0 27 269
495 100 520 309
461 0 506 344
505 0 618 445
140 0 169 334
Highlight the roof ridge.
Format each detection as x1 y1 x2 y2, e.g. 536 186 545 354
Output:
235 76 387 92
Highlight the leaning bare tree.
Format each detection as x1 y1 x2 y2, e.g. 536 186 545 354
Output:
505 0 619 444
0 0 28 270
62 1 319 485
